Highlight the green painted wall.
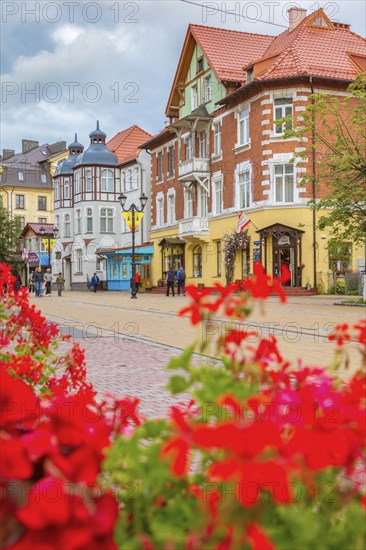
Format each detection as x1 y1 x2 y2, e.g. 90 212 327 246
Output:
179 44 226 119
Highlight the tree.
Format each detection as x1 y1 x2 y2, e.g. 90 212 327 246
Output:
0 204 23 264
289 73 366 245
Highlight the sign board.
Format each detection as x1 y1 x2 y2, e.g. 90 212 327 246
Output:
27 252 39 266
122 211 144 231
277 236 290 246
253 240 261 246
41 238 56 251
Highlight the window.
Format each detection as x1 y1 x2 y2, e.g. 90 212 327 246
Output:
100 208 114 232
157 152 163 181
168 194 175 225
38 217 47 224
157 198 164 226
274 164 294 203
168 146 174 177
64 214 71 237
241 246 250 278
238 169 251 209
200 187 208 217
185 189 193 218
76 209 81 233
186 135 193 160
75 171 81 194
76 249 83 273
64 178 70 199
126 169 132 191
213 122 221 156
191 85 198 110
197 57 204 73
101 169 113 192
15 216 25 229
213 178 223 215
239 108 250 145
18 172 24 181
328 242 352 273
274 98 293 135
204 75 212 103
40 173 47 183
86 168 93 192
55 180 60 201
55 215 60 233
193 245 202 277
15 194 24 209
38 196 47 211
199 131 206 158
86 208 93 232
217 241 222 276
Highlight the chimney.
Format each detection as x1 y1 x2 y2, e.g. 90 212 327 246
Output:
2 149 15 160
22 139 39 153
48 141 67 154
288 7 307 31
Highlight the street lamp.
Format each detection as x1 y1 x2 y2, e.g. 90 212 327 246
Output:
118 192 148 299
39 226 58 269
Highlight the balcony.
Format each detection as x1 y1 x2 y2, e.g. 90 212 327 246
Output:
178 217 210 241
178 157 209 181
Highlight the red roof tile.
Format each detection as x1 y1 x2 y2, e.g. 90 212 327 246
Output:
21 223 55 236
255 10 366 81
190 24 273 83
107 125 152 165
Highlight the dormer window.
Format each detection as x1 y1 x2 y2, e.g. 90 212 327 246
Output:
197 57 204 73
18 171 24 181
191 85 198 110
312 16 330 28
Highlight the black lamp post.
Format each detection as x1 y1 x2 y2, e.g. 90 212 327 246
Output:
39 226 58 269
118 193 148 299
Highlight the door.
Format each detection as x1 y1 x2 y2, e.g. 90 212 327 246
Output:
273 248 292 286
140 264 152 288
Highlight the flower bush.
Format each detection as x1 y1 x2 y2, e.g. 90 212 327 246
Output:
223 230 250 284
1 262 365 549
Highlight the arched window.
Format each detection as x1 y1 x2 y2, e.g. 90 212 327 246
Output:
64 213 71 237
101 169 114 192
74 170 81 194
127 169 132 191
193 245 202 277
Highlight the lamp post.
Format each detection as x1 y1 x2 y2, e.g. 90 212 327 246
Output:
118 193 148 299
39 226 58 270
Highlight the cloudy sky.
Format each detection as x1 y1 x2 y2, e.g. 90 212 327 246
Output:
1 0 365 151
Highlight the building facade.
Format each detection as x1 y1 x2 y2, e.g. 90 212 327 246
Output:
53 123 152 290
141 7 366 291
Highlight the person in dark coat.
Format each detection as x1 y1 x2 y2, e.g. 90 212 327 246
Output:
10 268 22 293
166 267 175 297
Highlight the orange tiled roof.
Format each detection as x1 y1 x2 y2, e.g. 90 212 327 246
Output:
107 125 152 165
190 24 273 82
253 10 366 81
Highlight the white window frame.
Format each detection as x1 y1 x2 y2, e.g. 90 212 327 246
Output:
167 146 174 177
184 188 193 218
55 181 60 201
86 207 93 233
64 178 70 199
238 108 250 146
157 151 163 181
64 213 71 237
199 131 206 158
85 168 93 192
101 168 113 192
74 170 81 194
274 97 293 135
212 175 223 215
199 187 208 217
15 194 25 209
156 196 164 227
204 75 212 103
274 163 295 203
191 85 198 110
236 163 252 210
100 207 114 232
75 209 81 234
213 122 221 157
186 134 193 160
76 249 83 273
167 194 175 225
18 171 24 181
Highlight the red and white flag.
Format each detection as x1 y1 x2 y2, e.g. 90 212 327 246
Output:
236 211 251 233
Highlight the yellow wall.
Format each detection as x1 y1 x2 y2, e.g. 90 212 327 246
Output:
150 208 364 293
0 186 54 225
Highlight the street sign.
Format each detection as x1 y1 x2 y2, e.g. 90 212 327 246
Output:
253 240 261 246
122 211 144 231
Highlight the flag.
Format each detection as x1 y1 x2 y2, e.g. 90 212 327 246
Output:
122 211 144 232
236 212 251 233
41 238 56 251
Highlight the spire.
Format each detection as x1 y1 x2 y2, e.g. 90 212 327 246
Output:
68 133 84 153
89 120 107 143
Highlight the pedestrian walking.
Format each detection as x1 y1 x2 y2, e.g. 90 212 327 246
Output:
166 266 175 297
28 270 35 294
135 271 141 294
34 267 43 297
10 268 22 293
55 273 65 296
91 273 100 293
177 266 186 296
43 268 53 296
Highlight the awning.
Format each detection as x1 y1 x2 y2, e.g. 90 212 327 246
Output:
158 238 186 248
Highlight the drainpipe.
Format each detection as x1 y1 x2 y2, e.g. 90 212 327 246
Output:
310 77 317 291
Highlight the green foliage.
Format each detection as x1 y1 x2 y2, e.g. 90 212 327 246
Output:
0 204 23 264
